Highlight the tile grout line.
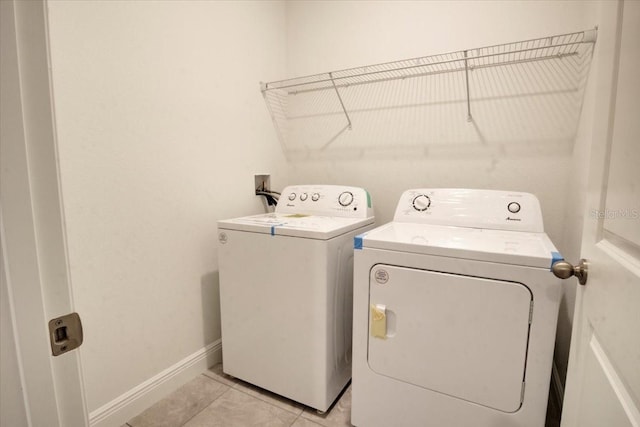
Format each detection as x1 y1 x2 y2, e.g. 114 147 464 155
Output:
196 372 307 426
142 368 345 427
229 382 305 417
176 373 235 427
289 413 301 427
197 369 336 424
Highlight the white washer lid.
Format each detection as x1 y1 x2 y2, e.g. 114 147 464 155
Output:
218 213 375 240
355 222 561 269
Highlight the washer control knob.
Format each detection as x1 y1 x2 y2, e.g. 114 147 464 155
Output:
507 202 521 214
288 192 296 201
311 193 320 202
412 194 431 211
338 191 354 207
300 193 308 201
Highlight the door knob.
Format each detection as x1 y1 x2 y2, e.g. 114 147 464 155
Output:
552 259 588 285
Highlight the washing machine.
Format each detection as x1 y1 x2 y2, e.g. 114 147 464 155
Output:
351 188 562 426
218 184 375 412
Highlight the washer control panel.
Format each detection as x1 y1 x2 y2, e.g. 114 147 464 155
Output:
394 188 544 232
277 185 373 218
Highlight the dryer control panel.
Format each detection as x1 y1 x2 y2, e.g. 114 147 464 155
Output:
393 188 544 232
277 185 373 218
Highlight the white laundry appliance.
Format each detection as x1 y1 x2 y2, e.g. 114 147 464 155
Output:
218 184 375 412
351 188 563 427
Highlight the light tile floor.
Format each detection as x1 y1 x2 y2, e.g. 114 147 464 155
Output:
124 364 351 427
125 363 561 427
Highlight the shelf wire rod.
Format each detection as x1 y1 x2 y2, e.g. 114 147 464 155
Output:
270 55 466 92
464 50 472 122
272 40 584 97
288 48 583 99
266 30 593 89
462 48 579 74
329 72 352 130
474 41 578 65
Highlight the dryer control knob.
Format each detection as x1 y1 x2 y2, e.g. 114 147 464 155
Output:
300 193 308 201
412 194 431 211
508 202 521 213
338 191 354 207
288 192 296 201
311 193 320 202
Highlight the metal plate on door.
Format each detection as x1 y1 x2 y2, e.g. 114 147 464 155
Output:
48 312 83 356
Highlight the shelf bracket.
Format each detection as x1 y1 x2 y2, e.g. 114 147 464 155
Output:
329 72 352 130
464 50 472 122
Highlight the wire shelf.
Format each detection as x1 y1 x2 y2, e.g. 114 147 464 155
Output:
261 29 597 158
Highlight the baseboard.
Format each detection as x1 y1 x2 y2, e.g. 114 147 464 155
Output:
551 360 564 408
89 339 222 427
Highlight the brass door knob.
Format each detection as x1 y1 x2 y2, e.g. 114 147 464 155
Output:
552 259 588 285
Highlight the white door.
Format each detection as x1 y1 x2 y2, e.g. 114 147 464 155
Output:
561 1 640 426
0 0 88 426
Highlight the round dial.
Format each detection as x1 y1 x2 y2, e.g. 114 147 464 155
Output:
338 191 354 207
311 193 320 202
507 202 521 214
300 193 308 201
412 194 431 211
288 192 296 201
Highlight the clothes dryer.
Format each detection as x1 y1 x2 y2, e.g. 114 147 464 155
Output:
218 185 374 412
351 188 562 426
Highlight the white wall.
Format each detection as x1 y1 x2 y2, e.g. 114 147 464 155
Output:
46 0 288 417
284 0 597 391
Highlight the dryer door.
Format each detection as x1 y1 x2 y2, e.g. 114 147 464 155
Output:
368 264 532 413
